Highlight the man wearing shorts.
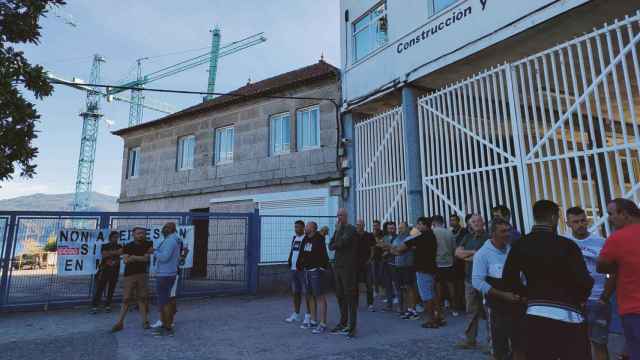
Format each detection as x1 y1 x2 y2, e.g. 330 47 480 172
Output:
152 222 181 337
112 227 154 332
386 217 439 328
298 221 330 334
285 220 311 325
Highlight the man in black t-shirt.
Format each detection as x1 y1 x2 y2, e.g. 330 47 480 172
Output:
112 227 154 333
91 231 122 314
386 217 439 328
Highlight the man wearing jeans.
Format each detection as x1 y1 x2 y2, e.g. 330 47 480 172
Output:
152 222 181 337
598 198 640 360
566 206 614 360
455 214 489 349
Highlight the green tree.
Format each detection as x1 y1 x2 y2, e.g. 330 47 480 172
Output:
43 232 57 252
0 0 66 181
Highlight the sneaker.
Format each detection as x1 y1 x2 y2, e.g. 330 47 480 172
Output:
111 322 123 333
401 312 412 320
392 297 399 305
330 325 347 334
165 328 175 337
90 307 98 315
312 324 327 334
339 327 351 335
105 306 112 313
302 313 311 324
409 312 421 320
382 299 389 304
346 330 356 339
367 305 375 312
150 320 163 329
285 313 300 323
300 321 317 329
152 328 165 337
143 321 151 330
452 311 460 317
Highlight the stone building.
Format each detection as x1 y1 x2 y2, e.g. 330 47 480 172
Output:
113 61 342 289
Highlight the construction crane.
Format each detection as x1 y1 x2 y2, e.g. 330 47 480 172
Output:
72 54 104 211
109 30 266 126
67 29 266 210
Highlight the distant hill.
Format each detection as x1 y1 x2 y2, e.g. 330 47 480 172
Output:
0 192 118 211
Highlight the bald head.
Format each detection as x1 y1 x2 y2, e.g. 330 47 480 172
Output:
337 208 348 225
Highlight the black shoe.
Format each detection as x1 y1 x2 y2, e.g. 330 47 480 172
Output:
330 325 347 334
105 306 112 313
90 307 98 315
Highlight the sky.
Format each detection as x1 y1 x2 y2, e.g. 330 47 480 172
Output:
0 0 340 200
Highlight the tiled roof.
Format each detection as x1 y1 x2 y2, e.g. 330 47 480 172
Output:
113 60 339 136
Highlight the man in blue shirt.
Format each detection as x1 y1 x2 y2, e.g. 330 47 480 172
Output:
472 218 525 360
152 222 181 337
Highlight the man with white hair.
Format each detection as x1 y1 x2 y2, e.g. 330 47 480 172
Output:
329 208 359 338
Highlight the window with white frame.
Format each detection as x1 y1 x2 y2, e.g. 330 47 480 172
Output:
430 0 457 15
270 113 291 155
215 126 234 164
127 147 140 178
177 135 195 170
296 106 320 151
352 2 388 62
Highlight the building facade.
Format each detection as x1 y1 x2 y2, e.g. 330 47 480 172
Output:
340 0 640 233
113 61 342 290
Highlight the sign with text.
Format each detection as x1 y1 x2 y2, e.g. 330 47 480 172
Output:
57 226 194 276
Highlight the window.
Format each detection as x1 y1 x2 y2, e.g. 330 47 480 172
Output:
430 0 457 14
352 2 388 62
127 147 140 178
270 113 291 155
296 106 320 150
215 126 234 164
177 135 195 170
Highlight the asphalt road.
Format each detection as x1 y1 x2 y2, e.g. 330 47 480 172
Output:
0 294 490 360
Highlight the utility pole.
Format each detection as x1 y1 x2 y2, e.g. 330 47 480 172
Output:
205 27 221 101
72 54 105 211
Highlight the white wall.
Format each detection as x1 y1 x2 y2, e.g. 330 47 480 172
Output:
340 0 591 107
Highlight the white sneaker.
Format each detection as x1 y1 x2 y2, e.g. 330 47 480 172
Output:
301 320 317 329
285 313 300 323
452 311 460 317
367 305 375 312
303 313 311 324
393 297 399 305
150 320 163 329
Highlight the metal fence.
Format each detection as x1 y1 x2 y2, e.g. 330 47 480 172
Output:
0 211 260 311
259 215 336 263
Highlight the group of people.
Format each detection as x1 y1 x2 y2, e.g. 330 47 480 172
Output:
91 223 187 337
284 199 640 360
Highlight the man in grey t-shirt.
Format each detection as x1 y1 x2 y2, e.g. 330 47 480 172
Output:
432 215 458 323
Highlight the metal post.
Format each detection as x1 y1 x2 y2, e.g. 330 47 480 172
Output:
343 112 357 224
247 209 261 294
402 86 424 223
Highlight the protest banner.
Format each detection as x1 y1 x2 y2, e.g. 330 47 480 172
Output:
57 225 194 276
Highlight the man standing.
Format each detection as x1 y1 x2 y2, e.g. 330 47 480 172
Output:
566 206 614 360
112 227 154 332
472 219 525 360
503 200 593 359
386 217 439 328
355 219 375 311
455 214 489 349
380 222 398 312
432 215 457 324
298 221 330 334
91 231 122 314
329 208 359 338
285 220 311 325
597 198 640 360
152 222 181 337
371 220 384 297
491 205 522 244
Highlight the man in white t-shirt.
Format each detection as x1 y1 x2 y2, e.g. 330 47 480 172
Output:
285 220 311 325
566 207 614 360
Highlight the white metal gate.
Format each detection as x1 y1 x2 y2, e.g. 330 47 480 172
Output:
355 106 408 228
419 12 640 234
